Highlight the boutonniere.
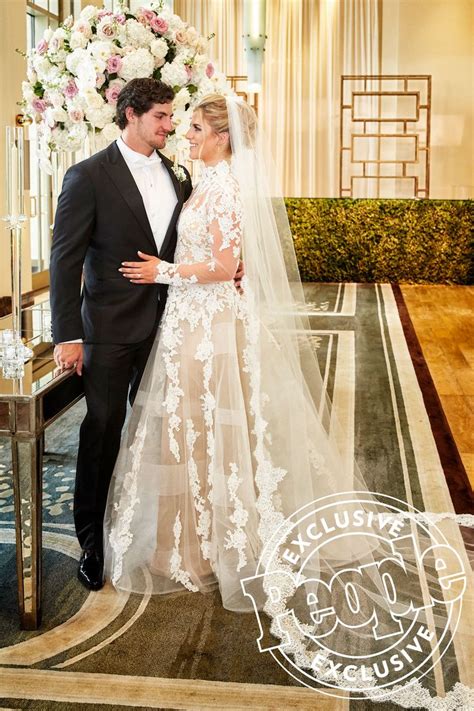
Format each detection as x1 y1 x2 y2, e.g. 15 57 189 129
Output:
172 164 187 182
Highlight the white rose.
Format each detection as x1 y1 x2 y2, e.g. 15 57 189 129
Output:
102 122 120 143
69 31 88 50
51 106 68 122
33 55 52 77
43 28 54 42
125 19 154 48
160 60 188 88
150 38 168 60
173 87 190 110
118 48 154 82
80 87 104 110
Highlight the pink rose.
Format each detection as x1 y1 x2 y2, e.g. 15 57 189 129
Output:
32 98 47 113
175 30 186 43
36 39 48 55
115 14 126 25
205 62 214 78
75 20 90 35
105 84 122 105
106 55 123 74
185 65 192 80
98 20 117 39
68 108 84 123
64 79 78 98
98 9 113 20
138 8 155 23
150 16 168 34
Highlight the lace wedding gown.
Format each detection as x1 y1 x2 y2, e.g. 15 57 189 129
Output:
104 159 325 610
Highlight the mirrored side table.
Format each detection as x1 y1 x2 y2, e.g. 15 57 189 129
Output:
0 304 84 629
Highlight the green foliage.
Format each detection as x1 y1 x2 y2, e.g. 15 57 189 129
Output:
284 198 473 284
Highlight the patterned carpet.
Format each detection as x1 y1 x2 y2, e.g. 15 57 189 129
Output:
0 284 472 710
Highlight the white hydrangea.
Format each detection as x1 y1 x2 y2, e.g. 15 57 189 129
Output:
42 66 63 89
66 48 88 76
45 90 64 108
118 48 155 82
89 40 115 64
69 31 89 50
44 106 68 126
125 19 154 49
150 38 168 60
75 59 98 90
160 60 189 88
86 104 115 129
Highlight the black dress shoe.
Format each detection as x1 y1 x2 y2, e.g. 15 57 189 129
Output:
78 549 104 591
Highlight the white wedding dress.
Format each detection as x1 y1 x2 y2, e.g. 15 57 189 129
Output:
104 159 323 610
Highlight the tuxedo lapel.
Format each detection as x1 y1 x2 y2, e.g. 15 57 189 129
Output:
101 142 157 255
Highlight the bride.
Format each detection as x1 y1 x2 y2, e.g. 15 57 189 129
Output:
103 95 472 706
103 93 353 609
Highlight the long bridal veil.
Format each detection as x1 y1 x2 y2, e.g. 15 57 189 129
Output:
105 94 473 707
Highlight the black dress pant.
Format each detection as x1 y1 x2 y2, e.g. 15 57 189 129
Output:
74 327 157 551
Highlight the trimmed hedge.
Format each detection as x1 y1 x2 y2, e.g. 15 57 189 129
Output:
284 198 473 284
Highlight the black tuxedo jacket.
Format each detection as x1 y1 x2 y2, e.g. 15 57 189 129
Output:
50 141 192 344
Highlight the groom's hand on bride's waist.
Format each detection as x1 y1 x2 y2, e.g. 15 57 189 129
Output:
234 260 245 293
119 251 160 284
54 343 83 376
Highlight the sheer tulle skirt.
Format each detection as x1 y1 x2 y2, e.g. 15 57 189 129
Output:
103 281 353 611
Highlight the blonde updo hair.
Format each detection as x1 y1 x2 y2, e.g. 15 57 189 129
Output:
195 94 257 151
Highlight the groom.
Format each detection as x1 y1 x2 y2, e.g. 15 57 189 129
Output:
50 78 192 591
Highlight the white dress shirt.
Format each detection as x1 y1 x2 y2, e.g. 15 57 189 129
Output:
60 138 178 344
116 136 178 254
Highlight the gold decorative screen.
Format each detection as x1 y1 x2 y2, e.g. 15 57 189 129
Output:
339 75 431 198
227 75 259 115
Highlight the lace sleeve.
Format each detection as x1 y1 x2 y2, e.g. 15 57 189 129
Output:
154 180 242 286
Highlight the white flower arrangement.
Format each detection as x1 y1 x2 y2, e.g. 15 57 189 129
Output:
22 1 232 172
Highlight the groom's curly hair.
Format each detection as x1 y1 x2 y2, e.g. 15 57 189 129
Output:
115 78 174 130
